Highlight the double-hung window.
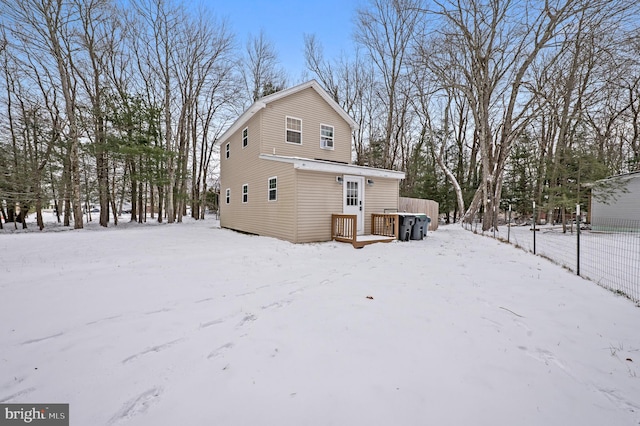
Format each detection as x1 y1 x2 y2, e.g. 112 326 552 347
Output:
242 184 248 203
268 177 277 201
320 124 334 149
225 188 230 204
225 143 230 159
286 117 302 144
242 127 248 148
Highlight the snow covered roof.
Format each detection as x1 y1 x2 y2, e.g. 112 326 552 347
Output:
216 80 358 146
259 154 406 179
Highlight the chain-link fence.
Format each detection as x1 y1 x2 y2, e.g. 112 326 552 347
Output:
463 217 640 303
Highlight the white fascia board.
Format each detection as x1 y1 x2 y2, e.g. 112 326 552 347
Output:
259 154 405 180
216 102 266 146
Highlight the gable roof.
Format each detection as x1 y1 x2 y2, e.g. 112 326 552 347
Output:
589 170 640 188
216 80 358 146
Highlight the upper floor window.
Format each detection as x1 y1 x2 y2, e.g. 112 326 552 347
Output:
225 188 230 204
320 124 334 149
242 127 248 148
286 117 302 144
225 143 230 159
242 184 248 203
268 177 277 201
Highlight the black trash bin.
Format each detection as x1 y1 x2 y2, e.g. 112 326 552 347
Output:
397 214 416 241
425 216 431 237
411 214 428 240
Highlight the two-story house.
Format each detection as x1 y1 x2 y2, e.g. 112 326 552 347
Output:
217 80 405 243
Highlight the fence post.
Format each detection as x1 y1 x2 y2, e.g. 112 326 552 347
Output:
508 204 511 243
576 204 580 276
493 202 497 239
533 201 536 254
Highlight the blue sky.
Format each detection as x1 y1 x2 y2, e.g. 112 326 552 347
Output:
208 0 362 82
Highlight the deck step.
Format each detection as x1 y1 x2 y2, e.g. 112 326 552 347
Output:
335 235 395 249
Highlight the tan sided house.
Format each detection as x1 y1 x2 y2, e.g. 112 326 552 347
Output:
217 80 405 244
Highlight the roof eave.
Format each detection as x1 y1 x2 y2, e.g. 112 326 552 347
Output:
259 154 406 180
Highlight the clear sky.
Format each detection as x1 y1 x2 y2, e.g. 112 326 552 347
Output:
208 0 362 83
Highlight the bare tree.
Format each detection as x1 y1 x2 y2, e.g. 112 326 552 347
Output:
131 0 183 223
173 9 235 222
243 29 286 104
304 34 378 165
415 0 637 230
355 0 421 170
71 0 123 227
3 0 85 228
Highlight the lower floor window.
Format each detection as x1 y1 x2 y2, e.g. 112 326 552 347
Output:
242 184 248 203
225 188 230 204
268 177 277 201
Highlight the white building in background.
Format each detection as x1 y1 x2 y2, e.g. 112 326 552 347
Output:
590 171 640 231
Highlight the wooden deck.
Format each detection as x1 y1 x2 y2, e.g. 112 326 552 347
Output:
331 214 399 248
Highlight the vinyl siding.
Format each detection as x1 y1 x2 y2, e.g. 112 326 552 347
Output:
591 174 640 225
220 113 297 242
260 87 352 163
363 178 400 233
295 171 400 242
295 171 344 243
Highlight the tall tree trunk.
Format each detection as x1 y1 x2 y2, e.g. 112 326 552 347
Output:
35 180 44 230
97 150 109 227
157 185 164 223
138 180 144 224
46 18 83 229
130 160 138 222
164 63 174 223
150 184 155 219
62 152 71 226
50 166 61 223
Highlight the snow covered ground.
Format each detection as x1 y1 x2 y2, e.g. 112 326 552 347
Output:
1 218 639 425
479 223 640 302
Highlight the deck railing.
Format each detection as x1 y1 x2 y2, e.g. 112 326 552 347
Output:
371 213 399 239
332 213 401 248
331 214 358 245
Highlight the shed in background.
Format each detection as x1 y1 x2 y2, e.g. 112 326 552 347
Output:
590 171 640 231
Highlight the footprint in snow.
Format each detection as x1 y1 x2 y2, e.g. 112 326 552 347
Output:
200 318 225 328
121 338 184 364
208 342 235 359
21 332 64 345
108 387 162 425
261 300 292 310
0 387 36 403
237 314 257 328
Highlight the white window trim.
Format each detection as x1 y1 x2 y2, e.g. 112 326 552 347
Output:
225 188 230 204
225 143 230 159
268 176 277 201
242 184 248 203
320 123 334 150
242 127 248 149
285 116 302 145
